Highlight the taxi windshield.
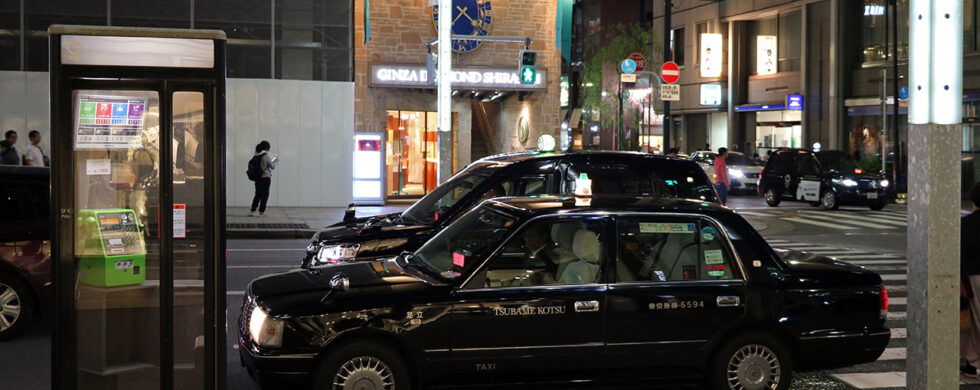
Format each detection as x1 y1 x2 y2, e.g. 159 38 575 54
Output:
818 154 861 173
401 163 502 224
412 206 517 276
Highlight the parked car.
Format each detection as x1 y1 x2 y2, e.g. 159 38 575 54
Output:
240 195 889 390
0 165 51 341
758 148 891 210
301 151 717 268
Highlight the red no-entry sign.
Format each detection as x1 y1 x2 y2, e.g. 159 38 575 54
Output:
661 61 680 84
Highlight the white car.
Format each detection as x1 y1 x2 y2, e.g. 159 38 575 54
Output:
690 151 763 193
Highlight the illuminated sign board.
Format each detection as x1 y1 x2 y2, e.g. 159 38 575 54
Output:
700 33 723 78
756 35 778 75
700 84 722 105
370 65 548 90
353 133 384 205
786 94 804 111
61 35 215 68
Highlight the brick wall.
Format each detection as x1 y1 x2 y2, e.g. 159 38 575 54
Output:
354 0 561 154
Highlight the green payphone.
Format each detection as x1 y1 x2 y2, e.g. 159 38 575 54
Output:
76 209 146 287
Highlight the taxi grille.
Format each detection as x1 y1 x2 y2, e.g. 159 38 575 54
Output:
745 172 760 179
240 293 255 341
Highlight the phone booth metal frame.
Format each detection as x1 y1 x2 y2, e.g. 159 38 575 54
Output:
49 25 226 390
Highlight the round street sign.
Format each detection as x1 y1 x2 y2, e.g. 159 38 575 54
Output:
620 58 637 74
628 53 647 72
661 61 680 84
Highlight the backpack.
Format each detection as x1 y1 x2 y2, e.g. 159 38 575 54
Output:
246 154 263 181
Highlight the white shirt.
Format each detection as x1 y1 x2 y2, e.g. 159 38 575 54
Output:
24 144 44 167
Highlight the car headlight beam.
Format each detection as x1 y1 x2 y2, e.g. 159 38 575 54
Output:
880 179 889 188
729 169 745 179
249 306 285 348
841 179 858 187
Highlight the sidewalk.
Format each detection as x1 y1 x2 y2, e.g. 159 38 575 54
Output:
227 204 410 239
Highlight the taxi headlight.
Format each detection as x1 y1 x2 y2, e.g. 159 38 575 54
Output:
249 306 285 348
317 243 360 264
841 179 858 187
880 179 889 188
729 168 745 179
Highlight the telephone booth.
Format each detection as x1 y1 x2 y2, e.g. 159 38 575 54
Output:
48 25 226 390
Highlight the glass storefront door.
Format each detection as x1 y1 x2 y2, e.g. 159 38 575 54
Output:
755 110 802 156
386 110 439 197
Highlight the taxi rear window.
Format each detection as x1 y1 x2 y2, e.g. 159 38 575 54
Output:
564 159 716 203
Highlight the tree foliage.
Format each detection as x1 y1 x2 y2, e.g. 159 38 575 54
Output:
581 23 663 144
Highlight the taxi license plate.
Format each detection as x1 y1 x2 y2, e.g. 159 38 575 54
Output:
867 192 878 200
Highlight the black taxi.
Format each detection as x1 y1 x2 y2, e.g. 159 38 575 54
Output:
240 196 889 390
301 151 716 268
758 148 891 210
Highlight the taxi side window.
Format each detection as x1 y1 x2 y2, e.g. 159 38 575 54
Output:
476 219 605 288
797 155 822 176
614 218 737 282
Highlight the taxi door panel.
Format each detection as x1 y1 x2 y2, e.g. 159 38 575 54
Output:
604 216 747 383
604 281 746 382
450 286 606 386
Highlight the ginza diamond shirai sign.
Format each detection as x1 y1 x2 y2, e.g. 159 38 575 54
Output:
370 64 548 91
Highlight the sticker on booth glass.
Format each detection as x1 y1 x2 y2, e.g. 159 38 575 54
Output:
705 249 725 265
639 223 696 234
86 159 111 175
701 226 716 242
452 252 466 267
440 271 461 279
707 270 725 277
654 270 666 281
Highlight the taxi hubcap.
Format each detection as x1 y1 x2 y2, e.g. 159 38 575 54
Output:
727 344 780 390
765 190 776 203
0 282 21 332
333 356 394 390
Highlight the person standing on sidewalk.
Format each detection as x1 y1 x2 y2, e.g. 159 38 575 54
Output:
23 130 47 167
713 147 730 206
249 140 278 217
961 183 980 377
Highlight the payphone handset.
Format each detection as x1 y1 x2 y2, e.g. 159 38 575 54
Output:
76 209 147 287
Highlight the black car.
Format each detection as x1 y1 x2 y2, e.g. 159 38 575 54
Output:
758 148 891 210
240 196 889 390
301 151 717 268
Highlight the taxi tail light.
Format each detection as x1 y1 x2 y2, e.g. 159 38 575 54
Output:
880 284 888 319
855 168 864 175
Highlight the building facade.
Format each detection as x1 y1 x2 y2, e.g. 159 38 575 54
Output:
352 0 562 198
0 0 361 207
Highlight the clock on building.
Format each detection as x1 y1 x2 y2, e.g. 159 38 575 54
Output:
432 0 493 53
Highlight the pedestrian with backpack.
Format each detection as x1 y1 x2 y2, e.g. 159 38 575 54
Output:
247 140 278 217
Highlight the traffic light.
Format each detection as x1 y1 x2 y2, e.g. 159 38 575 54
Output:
519 50 537 85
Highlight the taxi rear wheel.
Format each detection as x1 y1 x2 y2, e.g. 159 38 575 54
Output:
764 188 781 207
869 201 886 211
710 332 794 390
313 341 410 390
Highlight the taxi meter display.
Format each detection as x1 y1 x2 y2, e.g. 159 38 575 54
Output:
77 209 146 287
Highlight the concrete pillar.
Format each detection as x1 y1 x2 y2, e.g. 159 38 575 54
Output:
906 0 963 388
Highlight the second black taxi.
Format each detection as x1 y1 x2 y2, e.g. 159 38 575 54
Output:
240 195 889 390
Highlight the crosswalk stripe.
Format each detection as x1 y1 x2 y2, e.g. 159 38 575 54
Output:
855 215 908 226
891 328 906 339
866 265 907 272
779 218 858 230
880 274 907 281
878 347 906 360
889 297 907 305
832 372 906 388
887 284 907 292
864 213 909 222
794 212 896 229
775 246 843 251
831 254 902 259
738 211 774 217
886 311 906 320
765 239 791 243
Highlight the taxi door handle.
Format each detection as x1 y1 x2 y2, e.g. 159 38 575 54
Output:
574 300 600 312
716 296 741 307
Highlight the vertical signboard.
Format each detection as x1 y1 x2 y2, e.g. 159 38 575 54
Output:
700 33 723 78
353 133 384 205
757 35 778 75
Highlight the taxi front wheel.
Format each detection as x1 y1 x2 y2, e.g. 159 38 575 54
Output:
313 341 410 390
709 332 794 390
764 188 781 207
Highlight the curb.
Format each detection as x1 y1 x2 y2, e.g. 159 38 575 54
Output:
227 229 317 240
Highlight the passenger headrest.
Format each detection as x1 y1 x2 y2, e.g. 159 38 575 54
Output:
572 229 601 264
551 223 580 249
